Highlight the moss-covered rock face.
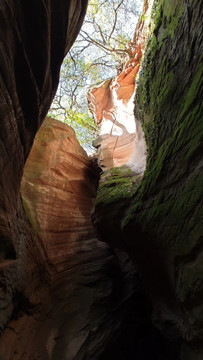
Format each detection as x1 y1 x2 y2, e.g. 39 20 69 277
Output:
95 0 203 357
95 167 143 250
96 167 142 206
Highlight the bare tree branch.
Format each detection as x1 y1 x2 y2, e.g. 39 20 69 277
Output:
49 0 142 149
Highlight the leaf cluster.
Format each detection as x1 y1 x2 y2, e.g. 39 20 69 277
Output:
49 0 143 152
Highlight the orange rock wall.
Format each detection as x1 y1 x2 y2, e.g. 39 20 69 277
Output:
21 117 98 266
88 2 153 172
0 117 137 360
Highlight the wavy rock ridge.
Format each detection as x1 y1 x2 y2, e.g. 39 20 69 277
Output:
19 116 139 359
0 0 202 359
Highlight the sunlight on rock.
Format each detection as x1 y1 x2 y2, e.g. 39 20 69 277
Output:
87 3 154 173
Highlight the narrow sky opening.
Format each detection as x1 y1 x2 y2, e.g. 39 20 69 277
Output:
49 0 144 154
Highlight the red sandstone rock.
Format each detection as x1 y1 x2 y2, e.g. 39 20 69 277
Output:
21 117 99 266
19 117 137 359
0 1 86 357
0 1 146 358
0 116 138 359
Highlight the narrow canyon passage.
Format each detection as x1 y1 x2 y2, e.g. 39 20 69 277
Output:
20 117 137 358
0 0 202 359
21 117 176 360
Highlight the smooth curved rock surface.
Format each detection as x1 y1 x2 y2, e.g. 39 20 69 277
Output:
18 117 139 360
0 113 141 360
21 117 98 266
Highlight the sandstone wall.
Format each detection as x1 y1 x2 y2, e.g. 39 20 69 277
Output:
87 1 154 172
18 117 138 359
0 1 87 358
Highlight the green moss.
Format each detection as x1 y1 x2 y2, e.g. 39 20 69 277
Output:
153 3 163 33
150 35 157 55
22 198 40 234
122 0 202 230
165 0 185 38
135 49 176 163
162 0 184 18
96 167 142 206
95 0 202 269
151 0 185 39
178 65 203 122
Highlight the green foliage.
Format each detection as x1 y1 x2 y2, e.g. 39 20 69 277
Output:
49 108 97 150
22 198 40 234
141 13 146 21
49 0 143 153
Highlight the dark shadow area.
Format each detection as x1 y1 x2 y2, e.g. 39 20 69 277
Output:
99 290 180 360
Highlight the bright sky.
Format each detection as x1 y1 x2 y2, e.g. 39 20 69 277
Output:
50 0 144 154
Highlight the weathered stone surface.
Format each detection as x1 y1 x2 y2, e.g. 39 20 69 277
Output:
88 62 142 171
0 0 88 262
87 2 154 173
1 108 154 360
0 114 139 359
21 117 97 266
1 0 202 358
0 1 87 358
19 117 139 360
94 0 203 358
0 2 152 359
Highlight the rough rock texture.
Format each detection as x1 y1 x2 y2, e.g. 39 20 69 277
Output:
94 0 203 358
87 3 153 172
0 1 88 358
0 1 155 359
0 0 88 262
0 0 202 359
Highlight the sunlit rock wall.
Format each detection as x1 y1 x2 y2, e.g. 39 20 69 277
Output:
88 0 154 173
21 117 98 266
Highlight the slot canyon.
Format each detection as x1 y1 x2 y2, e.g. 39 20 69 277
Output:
0 0 202 359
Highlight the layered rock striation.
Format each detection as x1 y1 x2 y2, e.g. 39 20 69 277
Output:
0 0 202 359
0 1 142 355
18 117 138 359
0 1 151 359
0 1 95 358
0 0 88 265
21 117 99 267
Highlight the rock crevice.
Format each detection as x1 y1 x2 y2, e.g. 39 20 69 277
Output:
0 0 202 359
